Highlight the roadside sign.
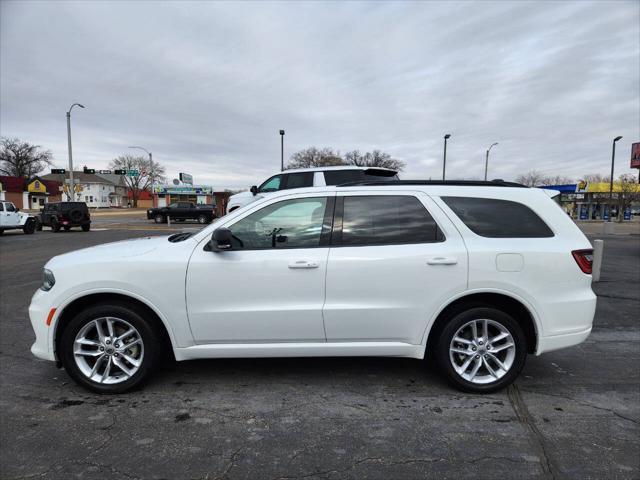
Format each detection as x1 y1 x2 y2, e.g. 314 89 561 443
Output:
180 173 193 185
83 167 96 174
579 205 588 220
624 209 632 221
603 206 610 220
114 169 127 175
99 169 112 174
51 168 66 174
127 170 140 177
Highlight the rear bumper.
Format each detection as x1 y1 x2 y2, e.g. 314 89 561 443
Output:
536 326 592 355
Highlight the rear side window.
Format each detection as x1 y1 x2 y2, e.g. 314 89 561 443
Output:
337 195 443 246
283 172 314 189
442 197 553 238
324 170 399 185
0 203 3 212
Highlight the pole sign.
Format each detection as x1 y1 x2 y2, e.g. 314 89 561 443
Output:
127 170 140 177
51 168 66 174
114 169 127 175
179 173 193 185
631 142 640 169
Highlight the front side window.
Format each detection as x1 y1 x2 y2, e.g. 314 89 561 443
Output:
168 203 179 209
0 203 4 212
230 197 328 249
258 175 282 193
338 195 443 246
5 203 15 212
283 172 314 190
441 196 554 238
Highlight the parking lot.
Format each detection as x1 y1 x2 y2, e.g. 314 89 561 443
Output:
1 214 638 480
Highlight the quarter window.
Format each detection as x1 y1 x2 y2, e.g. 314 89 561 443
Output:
338 195 443 246
441 197 554 238
230 197 329 249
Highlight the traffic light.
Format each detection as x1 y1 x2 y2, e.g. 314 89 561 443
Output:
83 167 96 174
114 169 127 175
51 168 66 174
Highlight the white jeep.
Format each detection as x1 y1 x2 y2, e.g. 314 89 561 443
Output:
0 201 39 235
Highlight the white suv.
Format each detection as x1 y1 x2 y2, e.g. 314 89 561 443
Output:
0 201 38 235
226 166 398 212
29 180 596 394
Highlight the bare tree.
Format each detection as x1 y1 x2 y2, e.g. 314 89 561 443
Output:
109 154 166 207
344 149 405 171
286 147 345 169
0 137 53 177
540 175 574 186
616 173 640 222
514 170 548 187
581 173 611 184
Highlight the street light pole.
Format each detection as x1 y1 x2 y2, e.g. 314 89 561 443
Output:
608 136 623 221
484 142 498 181
66 103 85 201
279 130 285 171
442 134 451 180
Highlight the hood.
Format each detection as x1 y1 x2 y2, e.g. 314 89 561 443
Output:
229 191 255 200
48 236 170 267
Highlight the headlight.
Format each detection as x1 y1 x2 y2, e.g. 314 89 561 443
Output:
41 269 55 291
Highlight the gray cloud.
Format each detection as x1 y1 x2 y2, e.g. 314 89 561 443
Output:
1 0 638 188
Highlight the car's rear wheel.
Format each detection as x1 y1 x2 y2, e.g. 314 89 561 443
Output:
82 224 91 232
197 214 208 224
59 303 161 394
36 219 43 231
23 218 36 234
435 307 526 393
154 214 165 224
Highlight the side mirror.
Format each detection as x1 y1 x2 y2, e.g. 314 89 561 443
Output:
15 207 19 212
250 185 258 196
210 227 233 252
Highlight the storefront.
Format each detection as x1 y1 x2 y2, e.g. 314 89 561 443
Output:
152 184 231 215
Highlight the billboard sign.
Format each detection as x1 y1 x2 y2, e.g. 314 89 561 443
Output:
631 142 640 169
179 173 193 185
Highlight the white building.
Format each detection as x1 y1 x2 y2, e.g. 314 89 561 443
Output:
41 172 124 208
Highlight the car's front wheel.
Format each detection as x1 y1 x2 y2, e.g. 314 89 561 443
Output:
23 218 36 234
435 307 527 393
154 214 165 224
197 214 208 224
59 303 161 393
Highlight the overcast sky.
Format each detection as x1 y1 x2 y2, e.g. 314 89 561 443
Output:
1 0 639 188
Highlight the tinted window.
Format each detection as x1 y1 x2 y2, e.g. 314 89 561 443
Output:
324 170 399 185
178 202 191 208
338 195 443 246
284 172 314 189
442 197 554 238
230 197 328 249
258 175 282 193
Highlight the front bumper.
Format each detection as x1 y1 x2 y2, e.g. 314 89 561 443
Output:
29 289 56 361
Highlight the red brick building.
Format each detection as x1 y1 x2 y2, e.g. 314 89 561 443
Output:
0 176 63 210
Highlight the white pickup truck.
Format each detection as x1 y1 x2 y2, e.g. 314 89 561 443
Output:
0 201 38 235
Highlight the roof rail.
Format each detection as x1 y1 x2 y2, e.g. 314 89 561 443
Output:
336 179 528 188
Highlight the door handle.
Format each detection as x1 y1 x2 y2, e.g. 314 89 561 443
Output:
288 260 319 269
427 257 458 265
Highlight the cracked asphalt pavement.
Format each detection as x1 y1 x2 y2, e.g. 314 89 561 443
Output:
1 220 638 479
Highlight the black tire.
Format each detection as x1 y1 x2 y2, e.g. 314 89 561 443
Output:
154 214 165 224
197 214 207 224
82 224 91 232
435 307 527 394
51 218 61 232
59 302 162 394
64 225 72 232
36 219 43 231
23 218 36 235
0 229 4 236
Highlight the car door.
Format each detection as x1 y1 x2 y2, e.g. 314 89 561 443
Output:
0 202 20 227
186 193 334 343
0 202 5 227
323 192 468 345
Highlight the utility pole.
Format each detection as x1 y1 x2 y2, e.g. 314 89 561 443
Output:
484 142 498 181
442 134 451 180
608 136 623 221
280 130 285 171
66 103 85 200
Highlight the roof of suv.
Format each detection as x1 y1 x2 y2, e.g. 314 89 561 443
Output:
281 166 397 174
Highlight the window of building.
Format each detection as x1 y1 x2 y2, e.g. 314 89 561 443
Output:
230 197 328 249
338 195 443 246
441 197 554 238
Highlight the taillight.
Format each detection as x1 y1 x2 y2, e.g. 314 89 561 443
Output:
572 249 593 274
